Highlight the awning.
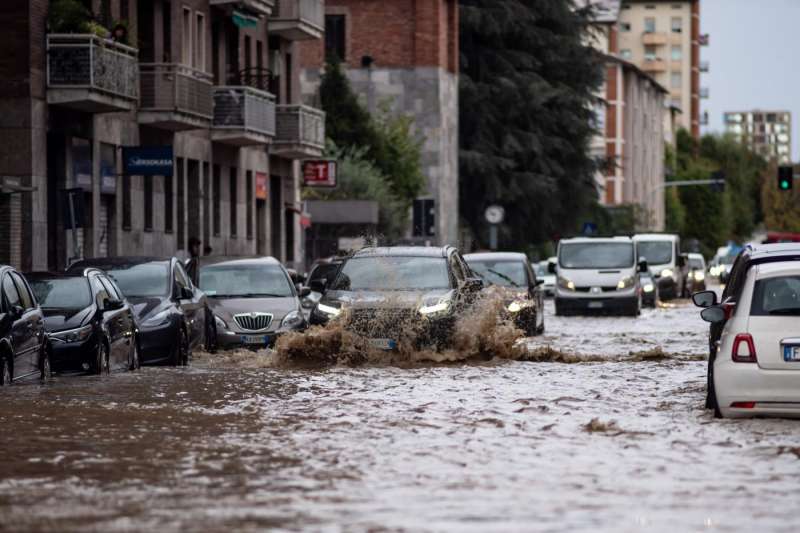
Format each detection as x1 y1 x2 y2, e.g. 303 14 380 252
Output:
0 176 36 194
232 9 258 28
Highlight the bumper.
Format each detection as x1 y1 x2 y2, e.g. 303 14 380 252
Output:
50 338 97 370
139 322 178 363
716 360 800 418
555 287 638 315
216 324 307 350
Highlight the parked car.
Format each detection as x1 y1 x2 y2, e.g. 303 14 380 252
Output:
694 243 800 418
28 269 139 374
309 246 483 351
198 257 309 349
553 237 646 316
632 233 686 300
302 257 345 311
639 271 659 308
684 252 707 295
464 252 545 336
536 259 556 297
0 266 50 385
68 257 211 365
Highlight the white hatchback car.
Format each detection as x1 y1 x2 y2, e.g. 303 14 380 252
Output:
697 258 800 418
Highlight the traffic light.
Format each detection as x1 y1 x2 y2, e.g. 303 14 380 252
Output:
710 170 725 193
778 166 794 191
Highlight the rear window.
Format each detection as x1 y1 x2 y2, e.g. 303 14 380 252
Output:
751 275 800 316
30 278 92 308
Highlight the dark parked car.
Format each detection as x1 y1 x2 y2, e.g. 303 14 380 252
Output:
309 246 483 351
302 256 344 311
464 252 545 336
28 269 139 374
198 257 309 349
68 257 211 365
0 266 50 385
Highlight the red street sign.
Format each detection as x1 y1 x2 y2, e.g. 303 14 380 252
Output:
303 160 337 188
300 214 312 228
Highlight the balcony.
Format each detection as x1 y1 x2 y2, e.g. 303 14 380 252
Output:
273 105 325 158
641 32 667 46
212 86 276 146
209 0 275 16
269 0 324 40
699 61 710 73
139 63 213 130
641 58 666 73
700 87 710 99
46 34 139 113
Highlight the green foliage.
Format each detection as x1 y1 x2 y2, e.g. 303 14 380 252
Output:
459 0 604 248
48 0 91 33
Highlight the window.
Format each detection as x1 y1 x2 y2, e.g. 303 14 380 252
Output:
645 4 656 9
2 274 20 310
122 174 131 230
644 17 656 33
671 17 682 33
670 45 682 60
195 13 205 70
620 22 631 32
751 276 800 316
229 167 238 238
670 72 681 89
244 35 252 72
620 49 632 59
90 276 111 309
672 3 682 8
174 263 191 290
11 273 33 309
182 7 192 65
164 175 173 233
98 276 122 302
246 170 253 240
644 45 657 61
325 15 346 61
177 158 185 250
144 175 153 231
213 164 221 236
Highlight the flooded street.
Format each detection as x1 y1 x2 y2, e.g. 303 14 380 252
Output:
3 295 800 532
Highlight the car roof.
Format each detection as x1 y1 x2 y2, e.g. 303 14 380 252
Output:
464 252 527 262
351 246 451 258
71 256 172 268
560 236 632 244
199 256 281 267
687 253 705 260
632 233 679 241
26 271 87 280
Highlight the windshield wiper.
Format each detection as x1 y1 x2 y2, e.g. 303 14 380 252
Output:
486 268 520 287
768 308 800 316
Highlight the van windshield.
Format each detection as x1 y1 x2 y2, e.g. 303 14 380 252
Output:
637 241 673 265
559 242 634 269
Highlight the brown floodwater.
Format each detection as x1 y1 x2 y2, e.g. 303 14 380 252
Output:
2 295 800 532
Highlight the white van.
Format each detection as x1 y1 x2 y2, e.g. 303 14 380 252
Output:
632 233 685 300
553 237 645 316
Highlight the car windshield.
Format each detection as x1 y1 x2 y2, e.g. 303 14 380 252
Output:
559 243 634 269
637 241 673 265
331 256 450 291
102 263 170 297
467 260 527 288
200 264 294 298
751 275 800 316
689 258 705 269
536 263 550 277
29 278 92 308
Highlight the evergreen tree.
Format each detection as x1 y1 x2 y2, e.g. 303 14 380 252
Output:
459 0 604 248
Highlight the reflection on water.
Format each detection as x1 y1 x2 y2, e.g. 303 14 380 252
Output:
2 298 800 531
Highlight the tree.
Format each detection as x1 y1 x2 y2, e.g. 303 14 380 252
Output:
459 0 604 248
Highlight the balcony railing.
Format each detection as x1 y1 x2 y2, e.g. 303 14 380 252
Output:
641 32 667 46
699 61 709 73
212 87 276 145
46 34 139 112
270 0 324 40
209 0 275 16
641 58 666 73
274 105 325 157
139 63 213 129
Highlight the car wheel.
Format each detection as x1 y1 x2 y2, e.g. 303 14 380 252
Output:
706 354 722 417
94 341 110 375
129 337 140 371
0 354 11 386
40 344 52 382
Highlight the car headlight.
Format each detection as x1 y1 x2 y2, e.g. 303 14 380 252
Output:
617 276 635 290
214 315 228 330
660 268 674 279
316 302 342 317
52 324 93 343
419 297 451 317
281 310 305 329
694 271 705 281
557 276 575 291
643 283 655 293
507 300 533 313
142 309 171 327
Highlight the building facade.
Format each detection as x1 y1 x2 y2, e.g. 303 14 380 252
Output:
298 0 459 247
724 110 792 165
0 0 325 272
616 0 703 138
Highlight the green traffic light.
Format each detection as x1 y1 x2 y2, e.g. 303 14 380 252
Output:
780 180 791 190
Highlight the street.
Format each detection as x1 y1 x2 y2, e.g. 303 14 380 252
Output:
3 292 800 532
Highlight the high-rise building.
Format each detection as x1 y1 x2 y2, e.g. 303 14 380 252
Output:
724 111 793 164
616 0 703 138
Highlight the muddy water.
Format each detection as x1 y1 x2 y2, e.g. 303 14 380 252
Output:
3 296 800 532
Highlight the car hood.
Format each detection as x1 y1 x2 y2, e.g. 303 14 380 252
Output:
322 289 453 310
209 296 299 322
41 306 93 332
128 296 170 321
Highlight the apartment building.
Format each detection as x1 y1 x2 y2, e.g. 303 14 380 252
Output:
298 0 459 247
725 110 793 165
616 0 703 138
0 0 324 272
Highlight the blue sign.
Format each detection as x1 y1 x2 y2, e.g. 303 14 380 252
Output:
582 222 598 236
122 146 174 176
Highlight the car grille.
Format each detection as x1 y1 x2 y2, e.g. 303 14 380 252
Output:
348 308 419 337
233 312 273 331
575 286 618 293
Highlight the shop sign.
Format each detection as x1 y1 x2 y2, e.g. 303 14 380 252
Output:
303 160 337 188
255 172 268 200
122 146 174 176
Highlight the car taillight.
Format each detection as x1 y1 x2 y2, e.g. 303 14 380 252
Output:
732 333 757 363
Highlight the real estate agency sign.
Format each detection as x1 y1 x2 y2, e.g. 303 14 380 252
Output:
303 160 337 188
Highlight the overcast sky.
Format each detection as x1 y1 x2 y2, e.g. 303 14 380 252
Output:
700 0 799 161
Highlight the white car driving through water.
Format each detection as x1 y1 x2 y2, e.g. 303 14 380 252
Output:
632 233 685 300
553 236 646 316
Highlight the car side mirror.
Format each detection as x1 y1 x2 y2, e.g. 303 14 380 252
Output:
297 286 311 298
9 305 23 318
700 306 726 324
309 279 327 294
638 259 649 273
535 279 544 286
548 262 556 274
103 300 124 312
463 277 484 292
692 290 717 308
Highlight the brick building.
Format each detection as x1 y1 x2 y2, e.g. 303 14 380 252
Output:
298 0 459 247
0 0 325 271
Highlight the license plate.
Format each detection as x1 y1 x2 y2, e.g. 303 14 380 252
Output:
588 301 604 309
368 338 397 350
241 335 270 346
783 345 800 362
